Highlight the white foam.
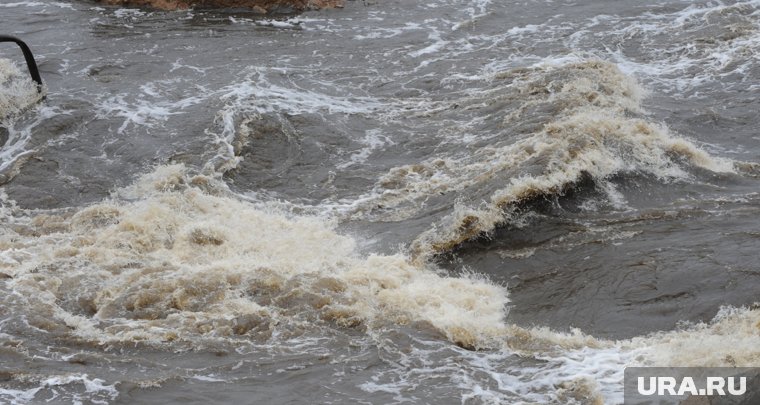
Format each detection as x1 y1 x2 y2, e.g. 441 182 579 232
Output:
190 375 226 382
113 8 147 19
336 128 394 169
0 374 118 405
408 25 448 58
577 0 760 93
0 387 42 405
0 59 47 176
0 1 45 8
95 85 206 134
203 68 387 173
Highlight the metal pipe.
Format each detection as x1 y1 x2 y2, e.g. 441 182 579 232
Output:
0 35 43 91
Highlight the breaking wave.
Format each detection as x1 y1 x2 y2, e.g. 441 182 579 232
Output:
2 164 757 403
1 58 758 397
0 165 507 350
2 0 760 403
338 60 737 259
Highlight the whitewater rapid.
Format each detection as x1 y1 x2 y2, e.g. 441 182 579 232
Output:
2 0 760 403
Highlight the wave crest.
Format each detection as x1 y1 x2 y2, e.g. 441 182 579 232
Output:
0 165 508 350
348 60 737 259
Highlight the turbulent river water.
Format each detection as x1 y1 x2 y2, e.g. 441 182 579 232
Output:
2 0 760 403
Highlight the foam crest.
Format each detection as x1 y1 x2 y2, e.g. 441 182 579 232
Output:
0 58 46 179
353 305 760 403
0 58 43 122
629 306 760 367
579 306 759 402
338 60 735 258
0 165 508 350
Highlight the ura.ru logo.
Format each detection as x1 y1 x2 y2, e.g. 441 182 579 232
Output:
637 376 746 396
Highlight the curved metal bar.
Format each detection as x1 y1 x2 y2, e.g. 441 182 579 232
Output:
0 35 43 90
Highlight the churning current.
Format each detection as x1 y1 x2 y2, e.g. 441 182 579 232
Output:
2 0 760 403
